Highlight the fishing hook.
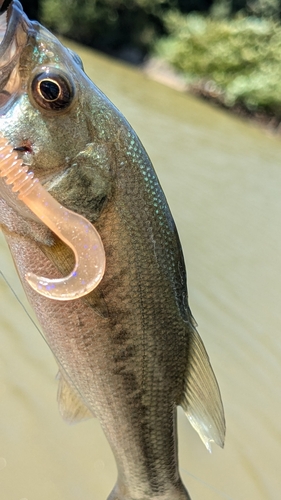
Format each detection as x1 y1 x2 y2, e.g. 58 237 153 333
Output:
0 136 106 300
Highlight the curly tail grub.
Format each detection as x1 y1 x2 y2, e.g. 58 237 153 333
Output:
0 137 106 301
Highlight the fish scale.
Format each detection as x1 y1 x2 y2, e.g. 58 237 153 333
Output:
0 2 225 499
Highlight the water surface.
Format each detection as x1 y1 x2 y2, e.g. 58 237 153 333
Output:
1 40 281 500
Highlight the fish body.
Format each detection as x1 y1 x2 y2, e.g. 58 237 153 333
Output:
0 2 225 499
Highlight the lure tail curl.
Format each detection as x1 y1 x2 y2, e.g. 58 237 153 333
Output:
0 136 106 300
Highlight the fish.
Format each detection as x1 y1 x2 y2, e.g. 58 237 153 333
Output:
0 1 225 499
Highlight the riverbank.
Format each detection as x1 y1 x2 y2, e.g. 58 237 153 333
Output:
142 55 281 136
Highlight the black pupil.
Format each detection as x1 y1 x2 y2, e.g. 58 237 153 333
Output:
40 80 60 101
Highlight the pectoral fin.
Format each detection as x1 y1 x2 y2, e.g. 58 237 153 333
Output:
57 371 94 424
180 327 225 452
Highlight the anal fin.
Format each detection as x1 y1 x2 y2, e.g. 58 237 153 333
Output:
180 326 226 452
57 370 94 424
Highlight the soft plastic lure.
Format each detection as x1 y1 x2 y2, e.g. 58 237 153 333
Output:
0 137 106 300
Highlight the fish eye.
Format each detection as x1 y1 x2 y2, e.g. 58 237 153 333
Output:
31 70 75 111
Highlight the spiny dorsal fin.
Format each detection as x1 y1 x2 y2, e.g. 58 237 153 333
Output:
180 327 225 452
57 371 94 424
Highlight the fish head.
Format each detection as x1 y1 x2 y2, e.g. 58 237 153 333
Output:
0 0 115 228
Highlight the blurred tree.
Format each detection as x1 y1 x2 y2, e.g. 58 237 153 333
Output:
211 0 281 17
25 0 281 64
155 13 281 117
243 0 281 17
177 0 215 12
40 0 178 62
230 0 246 11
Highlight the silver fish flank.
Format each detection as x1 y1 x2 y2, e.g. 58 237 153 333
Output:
0 2 225 499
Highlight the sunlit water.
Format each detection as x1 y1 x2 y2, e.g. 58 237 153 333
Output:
1 39 281 500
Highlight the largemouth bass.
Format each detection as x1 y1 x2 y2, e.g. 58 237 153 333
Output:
0 2 225 499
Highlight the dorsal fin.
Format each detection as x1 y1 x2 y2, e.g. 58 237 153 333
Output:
57 370 94 424
180 326 225 452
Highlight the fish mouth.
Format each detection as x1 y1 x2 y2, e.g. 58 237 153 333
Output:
0 0 30 111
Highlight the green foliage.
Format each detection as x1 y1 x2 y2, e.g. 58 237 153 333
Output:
211 0 281 18
245 0 281 18
154 12 281 116
39 1 224 56
41 0 175 57
176 0 216 12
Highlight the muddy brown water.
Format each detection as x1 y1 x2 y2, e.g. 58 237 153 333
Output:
1 40 281 500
